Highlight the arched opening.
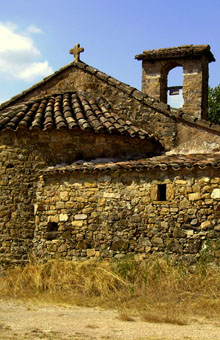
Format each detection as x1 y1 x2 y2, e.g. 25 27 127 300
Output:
167 66 184 108
160 63 184 108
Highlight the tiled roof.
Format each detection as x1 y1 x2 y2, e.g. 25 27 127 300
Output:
0 92 155 140
0 60 219 136
135 44 215 62
41 153 220 175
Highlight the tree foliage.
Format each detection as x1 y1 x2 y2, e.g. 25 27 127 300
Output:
208 85 220 124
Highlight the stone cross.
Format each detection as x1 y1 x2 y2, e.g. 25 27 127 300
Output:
69 43 84 62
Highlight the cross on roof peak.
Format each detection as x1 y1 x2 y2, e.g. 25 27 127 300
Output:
69 43 84 62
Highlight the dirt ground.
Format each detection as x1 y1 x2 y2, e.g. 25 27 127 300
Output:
0 300 220 340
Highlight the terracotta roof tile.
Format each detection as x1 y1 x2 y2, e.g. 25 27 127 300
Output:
41 153 220 175
0 91 156 141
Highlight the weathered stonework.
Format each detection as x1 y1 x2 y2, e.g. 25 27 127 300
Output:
33 167 220 263
0 130 154 265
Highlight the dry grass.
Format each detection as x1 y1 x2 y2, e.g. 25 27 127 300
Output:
1 256 220 321
118 312 135 322
140 312 187 325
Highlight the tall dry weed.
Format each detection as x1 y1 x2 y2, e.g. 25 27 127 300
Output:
1 257 220 318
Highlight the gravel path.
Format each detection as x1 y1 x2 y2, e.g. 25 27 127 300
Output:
0 300 220 340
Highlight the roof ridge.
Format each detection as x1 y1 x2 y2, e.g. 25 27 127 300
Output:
0 60 219 136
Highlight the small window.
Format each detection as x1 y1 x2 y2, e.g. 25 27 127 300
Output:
151 183 174 202
157 184 167 201
47 222 59 232
46 222 59 240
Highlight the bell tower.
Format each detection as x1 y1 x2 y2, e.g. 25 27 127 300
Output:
135 45 215 120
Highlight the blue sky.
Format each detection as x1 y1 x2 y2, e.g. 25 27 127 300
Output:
1 0 220 105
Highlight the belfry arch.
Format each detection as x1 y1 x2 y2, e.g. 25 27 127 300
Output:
135 45 215 120
160 62 184 108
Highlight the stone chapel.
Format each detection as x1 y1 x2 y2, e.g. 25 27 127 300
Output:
0 44 220 266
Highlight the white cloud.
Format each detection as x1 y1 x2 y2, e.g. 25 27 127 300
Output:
4 21 17 31
18 61 53 81
27 25 43 34
0 22 39 57
0 22 53 82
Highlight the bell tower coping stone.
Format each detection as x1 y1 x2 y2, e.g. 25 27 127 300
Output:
135 45 215 62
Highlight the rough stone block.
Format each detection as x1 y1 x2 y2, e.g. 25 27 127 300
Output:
35 216 40 225
62 231 71 239
201 220 211 230
72 221 83 227
59 214 68 221
211 178 220 184
112 239 129 251
56 202 65 209
131 215 141 223
58 244 67 252
84 182 97 188
190 218 198 226
211 189 220 199
160 221 169 230
103 192 120 199
214 225 220 232
74 214 87 220
176 180 187 185
151 236 163 245
48 215 59 223
60 192 69 201
77 240 89 249
34 204 38 215
178 200 189 210
91 212 99 218
0 180 8 186
204 199 213 205
150 184 158 200
186 230 194 237
173 227 186 238
98 198 106 206
87 248 96 257
198 177 210 183
185 240 201 254
166 239 182 253
189 193 201 201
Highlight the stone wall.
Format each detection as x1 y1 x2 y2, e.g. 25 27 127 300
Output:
174 122 220 153
0 129 151 265
33 167 220 262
